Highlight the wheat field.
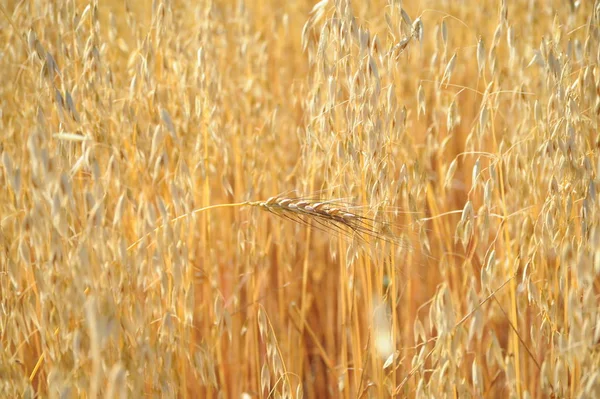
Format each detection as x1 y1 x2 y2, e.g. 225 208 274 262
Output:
1 0 600 397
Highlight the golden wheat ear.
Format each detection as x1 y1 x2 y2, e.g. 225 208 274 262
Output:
128 193 410 252
253 194 412 247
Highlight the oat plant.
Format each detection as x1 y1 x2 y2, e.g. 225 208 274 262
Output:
2 0 600 398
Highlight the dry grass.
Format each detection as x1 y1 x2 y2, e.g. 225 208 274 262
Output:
1 0 600 397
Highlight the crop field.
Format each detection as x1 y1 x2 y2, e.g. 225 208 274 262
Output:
1 0 600 397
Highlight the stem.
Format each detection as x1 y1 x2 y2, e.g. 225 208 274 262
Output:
127 201 252 252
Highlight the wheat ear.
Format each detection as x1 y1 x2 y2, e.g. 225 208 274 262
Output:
127 195 400 251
